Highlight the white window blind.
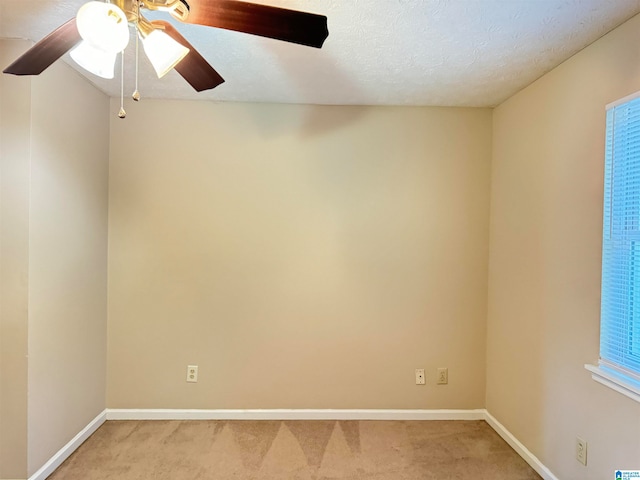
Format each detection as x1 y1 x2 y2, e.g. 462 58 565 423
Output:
601 95 640 384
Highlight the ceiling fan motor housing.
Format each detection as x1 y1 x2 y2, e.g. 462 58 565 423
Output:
112 0 190 23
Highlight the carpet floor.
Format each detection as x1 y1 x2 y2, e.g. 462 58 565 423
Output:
48 420 541 479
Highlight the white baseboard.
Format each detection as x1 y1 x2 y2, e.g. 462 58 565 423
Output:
105 408 486 421
484 411 559 480
28 409 107 480
27 408 557 480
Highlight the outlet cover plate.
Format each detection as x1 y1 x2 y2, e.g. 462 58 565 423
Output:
187 365 198 383
437 367 448 385
576 437 587 466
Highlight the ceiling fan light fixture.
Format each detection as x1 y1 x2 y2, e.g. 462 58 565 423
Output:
141 29 190 78
3 0 328 116
76 1 130 53
69 41 118 79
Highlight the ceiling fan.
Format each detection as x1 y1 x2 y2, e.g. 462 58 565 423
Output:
3 0 328 114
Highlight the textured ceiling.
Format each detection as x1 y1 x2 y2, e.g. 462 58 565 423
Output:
2 0 640 107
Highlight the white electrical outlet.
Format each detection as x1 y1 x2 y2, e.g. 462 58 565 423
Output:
415 369 425 385
576 437 587 466
437 367 448 385
187 365 198 383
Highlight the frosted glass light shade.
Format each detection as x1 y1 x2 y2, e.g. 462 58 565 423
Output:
142 30 189 78
76 1 129 53
70 41 117 79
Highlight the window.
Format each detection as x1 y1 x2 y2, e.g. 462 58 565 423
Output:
586 93 640 403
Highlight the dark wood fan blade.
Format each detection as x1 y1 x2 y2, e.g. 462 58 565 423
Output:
3 18 81 76
183 0 328 48
153 20 225 92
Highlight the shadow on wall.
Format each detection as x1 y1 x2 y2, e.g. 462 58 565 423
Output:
244 103 371 141
257 36 370 138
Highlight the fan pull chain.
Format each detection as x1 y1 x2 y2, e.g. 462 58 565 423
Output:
118 51 126 119
132 0 141 101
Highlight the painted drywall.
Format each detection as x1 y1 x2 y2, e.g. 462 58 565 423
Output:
0 39 31 480
0 38 109 477
107 101 492 409
25 51 110 475
487 12 640 480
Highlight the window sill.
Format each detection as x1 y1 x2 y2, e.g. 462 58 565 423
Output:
585 364 640 404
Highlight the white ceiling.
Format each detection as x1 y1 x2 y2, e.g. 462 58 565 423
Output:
2 0 640 107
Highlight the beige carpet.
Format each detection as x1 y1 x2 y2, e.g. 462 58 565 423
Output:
49 420 541 479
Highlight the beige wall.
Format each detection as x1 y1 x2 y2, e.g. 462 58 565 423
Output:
487 12 640 480
107 101 492 409
26 52 110 476
0 39 31 480
0 39 110 478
